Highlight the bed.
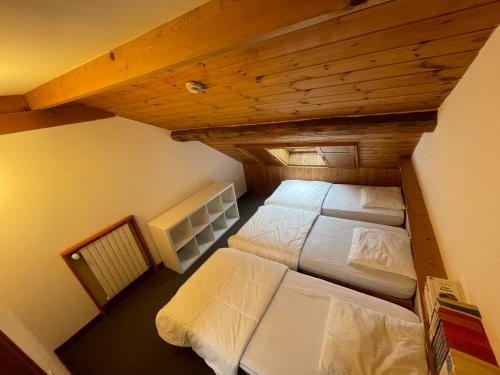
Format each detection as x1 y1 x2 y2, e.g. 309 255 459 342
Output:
265 180 405 226
228 205 416 304
156 248 427 375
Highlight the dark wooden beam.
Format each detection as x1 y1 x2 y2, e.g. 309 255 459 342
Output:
0 95 29 114
0 105 114 135
171 111 437 142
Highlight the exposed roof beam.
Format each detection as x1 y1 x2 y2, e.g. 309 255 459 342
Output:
24 0 356 110
170 111 437 142
0 95 29 114
0 105 114 135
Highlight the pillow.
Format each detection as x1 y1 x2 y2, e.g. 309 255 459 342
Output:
361 186 405 210
348 227 416 280
318 298 427 375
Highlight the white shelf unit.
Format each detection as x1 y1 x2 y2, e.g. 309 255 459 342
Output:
148 181 239 274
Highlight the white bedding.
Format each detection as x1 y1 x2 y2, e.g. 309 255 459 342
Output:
349 227 417 280
322 184 405 226
240 271 423 375
361 186 406 210
264 179 332 213
155 248 287 375
228 205 318 270
300 216 416 299
318 298 426 375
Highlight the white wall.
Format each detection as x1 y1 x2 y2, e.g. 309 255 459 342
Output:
0 304 70 374
413 27 500 356
0 116 246 350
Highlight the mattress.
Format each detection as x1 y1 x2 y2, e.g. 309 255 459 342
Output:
264 180 332 213
240 271 420 375
299 216 416 299
322 184 405 226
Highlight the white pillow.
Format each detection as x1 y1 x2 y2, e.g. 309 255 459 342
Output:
348 227 416 280
318 298 427 375
361 186 405 210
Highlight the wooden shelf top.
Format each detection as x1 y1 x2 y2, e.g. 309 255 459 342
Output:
148 181 233 230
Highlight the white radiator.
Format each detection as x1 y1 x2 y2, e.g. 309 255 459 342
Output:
79 223 149 299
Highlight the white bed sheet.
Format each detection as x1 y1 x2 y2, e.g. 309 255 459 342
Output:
240 271 420 375
156 248 287 375
264 180 332 213
299 216 416 299
322 184 405 226
228 205 318 270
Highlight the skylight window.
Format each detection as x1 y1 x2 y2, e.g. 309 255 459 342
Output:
266 144 358 168
267 147 325 167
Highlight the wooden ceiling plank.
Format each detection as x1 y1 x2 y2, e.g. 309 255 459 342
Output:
81 49 474 125
0 95 29 114
104 0 499 94
68 1 498 131
171 111 436 142
150 89 447 126
79 21 493 116
149 101 443 129
24 0 355 110
0 106 114 135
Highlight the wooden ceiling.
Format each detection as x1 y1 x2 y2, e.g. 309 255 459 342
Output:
4 0 500 168
72 0 499 130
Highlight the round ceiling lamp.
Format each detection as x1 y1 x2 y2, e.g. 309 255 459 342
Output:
185 81 205 94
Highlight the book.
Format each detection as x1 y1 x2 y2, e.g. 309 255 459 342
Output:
425 276 466 320
432 315 498 372
430 299 482 342
439 349 500 374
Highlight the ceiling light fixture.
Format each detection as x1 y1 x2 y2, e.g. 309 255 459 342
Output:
185 81 205 94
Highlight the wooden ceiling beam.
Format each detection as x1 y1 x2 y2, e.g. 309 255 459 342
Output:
171 111 437 142
0 95 30 114
24 0 359 110
0 105 114 136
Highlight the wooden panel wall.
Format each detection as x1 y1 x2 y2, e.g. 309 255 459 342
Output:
244 164 401 195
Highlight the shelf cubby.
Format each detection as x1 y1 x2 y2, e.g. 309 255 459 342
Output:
211 214 228 241
207 196 224 220
221 186 237 210
189 206 210 235
224 203 239 228
148 182 239 274
169 218 193 251
178 239 200 272
196 226 215 254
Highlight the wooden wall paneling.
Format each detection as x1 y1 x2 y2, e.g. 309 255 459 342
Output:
244 163 402 195
202 128 425 168
0 105 114 136
0 95 29 114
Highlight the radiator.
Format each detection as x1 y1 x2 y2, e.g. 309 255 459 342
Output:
78 223 149 300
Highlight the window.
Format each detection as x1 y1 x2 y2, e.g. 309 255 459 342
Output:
266 144 358 168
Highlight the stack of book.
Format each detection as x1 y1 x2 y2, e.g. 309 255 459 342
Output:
424 276 500 374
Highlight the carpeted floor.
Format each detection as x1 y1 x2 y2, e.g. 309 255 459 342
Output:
59 193 266 375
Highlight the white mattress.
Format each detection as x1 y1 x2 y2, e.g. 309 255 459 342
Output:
240 271 420 375
299 216 416 299
322 184 405 226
